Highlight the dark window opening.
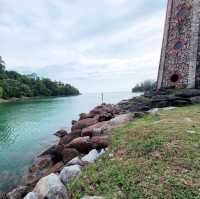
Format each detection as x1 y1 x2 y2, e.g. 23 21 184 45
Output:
170 74 179 83
174 41 183 50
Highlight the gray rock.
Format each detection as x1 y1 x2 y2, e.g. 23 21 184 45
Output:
81 149 105 163
59 165 81 183
81 149 99 163
33 173 68 199
24 192 38 199
190 96 200 103
67 157 80 165
109 114 133 126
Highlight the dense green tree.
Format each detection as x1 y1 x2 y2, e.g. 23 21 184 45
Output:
0 87 3 97
132 80 156 92
0 56 80 99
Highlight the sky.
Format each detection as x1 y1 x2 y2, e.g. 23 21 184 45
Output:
0 0 167 93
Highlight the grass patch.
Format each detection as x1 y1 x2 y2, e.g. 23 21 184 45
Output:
68 105 200 199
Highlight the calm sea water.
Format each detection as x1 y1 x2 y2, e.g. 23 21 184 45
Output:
0 92 139 191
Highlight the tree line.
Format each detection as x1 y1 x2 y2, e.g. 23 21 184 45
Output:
132 80 156 92
0 56 80 99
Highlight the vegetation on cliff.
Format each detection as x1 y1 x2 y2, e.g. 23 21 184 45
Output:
0 56 80 99
69 104 200 199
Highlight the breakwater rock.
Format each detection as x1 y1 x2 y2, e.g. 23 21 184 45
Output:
5 103 133 199
118 89 200 113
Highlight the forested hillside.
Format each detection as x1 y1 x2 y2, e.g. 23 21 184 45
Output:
0 56 80 99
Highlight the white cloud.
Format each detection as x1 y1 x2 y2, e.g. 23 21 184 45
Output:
0 0 168 92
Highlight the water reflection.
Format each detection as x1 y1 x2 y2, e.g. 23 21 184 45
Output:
0 92 137 191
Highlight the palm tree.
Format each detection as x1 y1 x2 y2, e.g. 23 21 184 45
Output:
0 56 5 71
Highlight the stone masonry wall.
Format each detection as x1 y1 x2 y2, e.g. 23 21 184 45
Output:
162 0 193 88
157 0 200 89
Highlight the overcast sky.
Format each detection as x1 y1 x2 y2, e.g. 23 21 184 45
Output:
0 0 167 93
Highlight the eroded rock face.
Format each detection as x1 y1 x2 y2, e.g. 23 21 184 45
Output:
33 174 68 199
65 137 93 154
61 148 79 164
7 186 29 199
59 165 81 183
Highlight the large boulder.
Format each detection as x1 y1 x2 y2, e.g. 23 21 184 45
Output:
7 186 29 199
67 157 87 166
24 155 53 185
72 118 98 131
39 145 63 164
109 114 133 126
81 121 109 137
59 131 81 146
65 137 93 154
54 129 68 138
61 148 79 163
59 165 81 183
175 89 200 98
33 174 68 199
190 96 200 104
24 192 38 199
91 136 109 149
81 149 105 163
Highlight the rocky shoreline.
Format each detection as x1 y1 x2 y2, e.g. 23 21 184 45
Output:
2 103 135 199
2 88 200 199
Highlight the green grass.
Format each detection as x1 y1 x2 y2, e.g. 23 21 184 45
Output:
68 105 200 199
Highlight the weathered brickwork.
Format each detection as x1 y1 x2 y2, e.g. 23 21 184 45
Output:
157 0 200 89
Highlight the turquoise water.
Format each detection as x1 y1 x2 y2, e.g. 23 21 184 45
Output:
0 92 138 191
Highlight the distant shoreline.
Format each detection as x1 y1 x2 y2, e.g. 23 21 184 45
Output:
0 94 81 104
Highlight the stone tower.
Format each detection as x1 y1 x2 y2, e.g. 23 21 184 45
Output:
157 0 200 89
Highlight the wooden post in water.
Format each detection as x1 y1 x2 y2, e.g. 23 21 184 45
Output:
101 92 104 104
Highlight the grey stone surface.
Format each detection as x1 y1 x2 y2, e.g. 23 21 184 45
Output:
157 0 200 89
33 173 68 199
24 192 38 199
59 165 81 183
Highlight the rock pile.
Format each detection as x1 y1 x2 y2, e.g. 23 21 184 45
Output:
6 103 129 199
118 89 200 113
